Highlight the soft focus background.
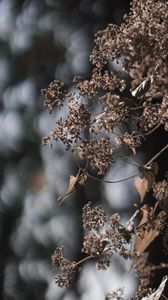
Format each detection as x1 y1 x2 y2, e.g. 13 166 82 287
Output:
0 1 145 299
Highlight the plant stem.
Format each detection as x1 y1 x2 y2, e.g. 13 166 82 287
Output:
144 123 161 136
150 263 168 270
145 143 168 167
85 171 138 184
129 105 144 110
75 255 95 267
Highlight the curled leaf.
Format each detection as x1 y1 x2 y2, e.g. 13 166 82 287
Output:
131 77 152 98
58 172 88 205
141 276 168 300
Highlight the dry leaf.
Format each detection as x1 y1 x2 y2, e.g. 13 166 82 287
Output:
135 206 163 256
135 162 158 202
137 204 153 229
141 276 168 300
139 162 158 189
58 173 88 205
135 176 149 202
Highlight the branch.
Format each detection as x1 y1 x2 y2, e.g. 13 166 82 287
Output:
75 255 95 267
150 263 168 271
85 170 138 184
144 123 161 136
145 143 168 167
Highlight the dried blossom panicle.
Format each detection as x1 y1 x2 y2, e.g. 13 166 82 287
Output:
55 261 77 288
159 97 168 131
96 248 113 270
106 214 131 258
43 104 91 149
91 94 130 133
51 247 78 287
79 138 114 174
42 0 168 172
153 180 168 210
105 287 124 300
140 103 160 130
41 80 65 112
44 0 168 296
51 246 64 267
82 233 108 256
74 70 126 98
82 202 107 231
64 104 91 136
135 252 152 298
115 131 143 153
82 204 132 270
51 204 132 285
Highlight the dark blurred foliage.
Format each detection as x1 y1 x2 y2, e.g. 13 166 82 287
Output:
0 1 148 300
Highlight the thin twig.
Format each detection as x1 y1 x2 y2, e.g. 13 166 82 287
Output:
129 105 144 110
126 209 140 232
150 263 168 271
84 170 138 184
115 155 140 167
145 143 168 167
144 123 161 136
75 255 95 267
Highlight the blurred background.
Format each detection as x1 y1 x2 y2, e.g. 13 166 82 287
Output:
0 0 151 299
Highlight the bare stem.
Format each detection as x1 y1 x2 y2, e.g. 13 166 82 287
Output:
115 155 140 167
85 171 138 184
145 143 168 167
144 123 161 136
75 255 95 267
150 263 168 271
129 105 144 110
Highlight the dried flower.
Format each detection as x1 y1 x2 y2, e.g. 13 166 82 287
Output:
82 203 131 265
44 0 168 297
51 247 79 287
78 138 114 174
115 131 143 153
159 97 168 131
153 180 168 210
135 253 152 298
105 287 124 300
42 80 65 112
82 202 107 231
43 104 91 149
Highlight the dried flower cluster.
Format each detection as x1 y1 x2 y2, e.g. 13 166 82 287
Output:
51 247 78 287
79 138 114 174
42 80 65 112
135 253 152 298
52 203 132 285
42 0 168 174
43 0 168 298
153 180 168 210
82 203 132 269
115 132 143 154
105 287 124 300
